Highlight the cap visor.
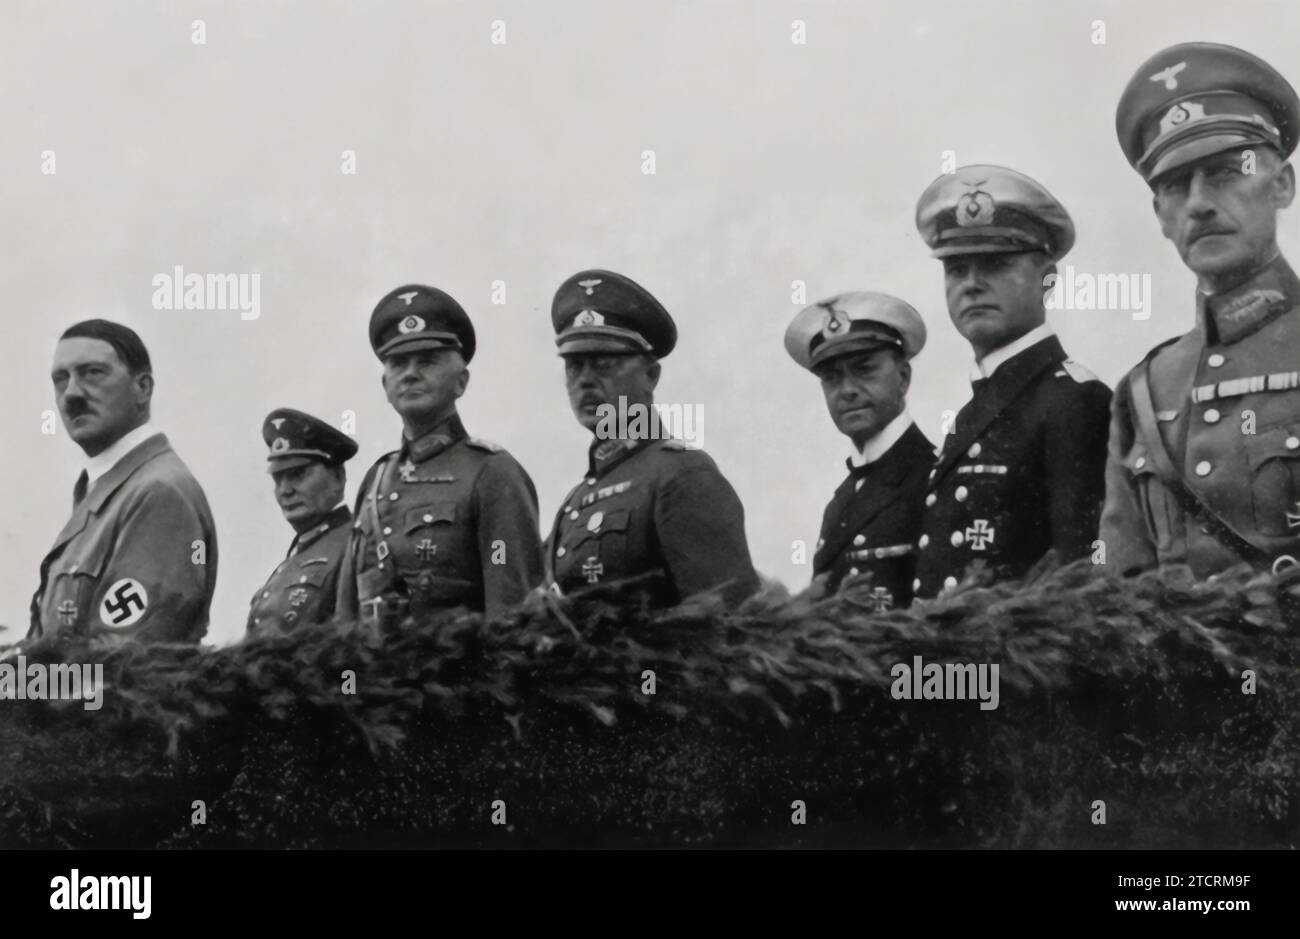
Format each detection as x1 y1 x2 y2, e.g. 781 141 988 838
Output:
557 336 646 356
931 243 1041 259
375 336 462 359
267 453 325 472
809 338 901 369
1147 132 1269 182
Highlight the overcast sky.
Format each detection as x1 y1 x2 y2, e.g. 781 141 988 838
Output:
2 0 1297 646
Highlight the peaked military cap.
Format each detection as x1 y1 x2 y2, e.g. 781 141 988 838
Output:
915 165 1075 262
785 291 927 371
263 408 358 472
1117 42 1299 183
552 269 677 357
369 284 476 363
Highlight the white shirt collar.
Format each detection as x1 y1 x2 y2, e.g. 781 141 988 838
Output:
849 410 914 468
969 323 1054 381
85 422 159 487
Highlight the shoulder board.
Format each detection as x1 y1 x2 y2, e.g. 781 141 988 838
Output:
1055 359 1100 383
659 439 695 452
363 450 399 480
466 437 502 453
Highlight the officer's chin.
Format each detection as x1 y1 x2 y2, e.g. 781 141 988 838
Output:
836 408 882 439
571 402 604 432
1182 236 1245 275
393 395 443 423
956 316 1005 350
64 417 105 450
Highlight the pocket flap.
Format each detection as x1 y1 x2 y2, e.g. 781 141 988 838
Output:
1245 425 1300 467
405 502 457 533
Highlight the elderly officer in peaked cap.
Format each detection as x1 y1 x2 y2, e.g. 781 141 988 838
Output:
911 165 1112 598
1101 43 1300 579
30 319 217 644
335 284 544 625
246 409 358 635
546 269 760 607
786 292 935 608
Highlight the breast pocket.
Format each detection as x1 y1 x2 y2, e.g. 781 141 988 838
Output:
45 550 108 634
1245 425 1300 538
279 564 332 625
1126 443 1176 552
564 508 631 580
403 502 459 563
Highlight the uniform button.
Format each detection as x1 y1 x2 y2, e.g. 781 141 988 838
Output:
912 577 921 591
918 534 930 549
1203 408 1221 424
564 505 572 513
925 493 937 507
388 493 399 501
1134 457 1146 470
967 443 981 458
943 576 958 590
1195 461 1212 477
262 591 270 599
955 486 968 502
556 547 567 557
853 534 866 547
299 575 308 583
423 513 434 523
1207 353 1225 367
1288 437 1300 450
569 511 579 520
382 526 392 536
586 478 596 486
950 530 964 547
848 567 859 577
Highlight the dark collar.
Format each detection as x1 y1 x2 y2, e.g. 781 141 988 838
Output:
291 503 351 554
47 433 173 555
1199 254 1300 345
587 436 653 479
932 334 1066 486
817 424 935 564
841 422 933 487
404 413 467 464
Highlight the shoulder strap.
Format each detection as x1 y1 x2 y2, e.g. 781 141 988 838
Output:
1129 358 1269 563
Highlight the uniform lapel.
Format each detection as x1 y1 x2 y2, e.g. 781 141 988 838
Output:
45 433 172 556
406 413 467 465
933 336 1065 486
289 504 352 557
817 424 933 563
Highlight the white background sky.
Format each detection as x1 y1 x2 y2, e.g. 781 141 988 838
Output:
2 0 1297 647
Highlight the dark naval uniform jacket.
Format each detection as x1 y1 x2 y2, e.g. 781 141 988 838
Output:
913 332 1112 598
814 421 935 607
29 432 218 644
1100 256 1300 577
547 436 760 606
335 413 544 623
247 504 352 635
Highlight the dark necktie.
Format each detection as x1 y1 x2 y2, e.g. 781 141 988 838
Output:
971 376 991 395
72 470 89 507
